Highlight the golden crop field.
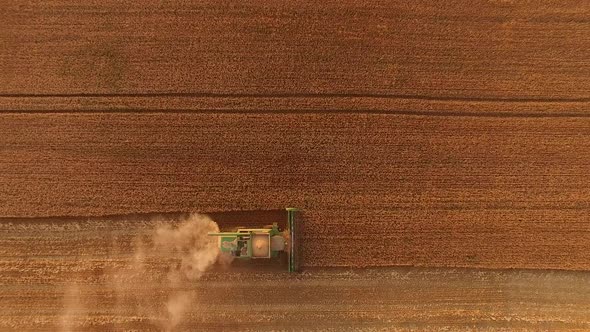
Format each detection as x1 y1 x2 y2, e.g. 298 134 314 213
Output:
1 112 590 269
1 0 590 330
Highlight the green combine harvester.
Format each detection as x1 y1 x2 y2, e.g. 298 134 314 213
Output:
208 208 299 272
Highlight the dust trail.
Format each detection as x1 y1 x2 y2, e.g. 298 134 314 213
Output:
59 213 221 331
150 213 220 331
59 283 84 332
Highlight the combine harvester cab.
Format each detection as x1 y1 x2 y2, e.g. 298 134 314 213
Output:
208 208 300 272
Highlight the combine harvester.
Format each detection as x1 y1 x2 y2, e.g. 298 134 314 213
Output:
208 208 300 272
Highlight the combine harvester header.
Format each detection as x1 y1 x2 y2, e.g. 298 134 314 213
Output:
208 208 300 272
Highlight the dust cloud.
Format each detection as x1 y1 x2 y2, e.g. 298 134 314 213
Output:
59 213 221 331
59 283 85 332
